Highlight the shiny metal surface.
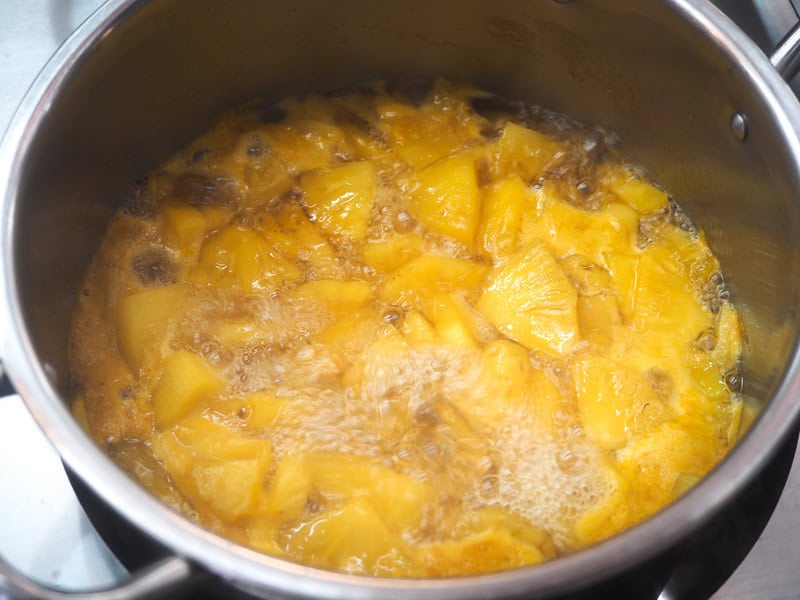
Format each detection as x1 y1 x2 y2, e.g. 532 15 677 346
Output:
1 552 191 600
771 22 800 80
3 3 797 597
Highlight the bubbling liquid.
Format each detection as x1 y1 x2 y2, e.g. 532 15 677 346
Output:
69 80 744 576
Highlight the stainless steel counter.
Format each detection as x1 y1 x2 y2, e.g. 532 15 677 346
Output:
1 1 799 598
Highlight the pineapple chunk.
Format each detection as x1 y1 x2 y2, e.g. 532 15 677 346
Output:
161 203 209 250
228 132 294 207
153 418 272 521
288 279 373 314
266 452 432 532
300 161 376 240
263 119 347 174
577 293 622 347
316 309 382 355
574 466 632 546
171 416 273 462
151 350 223 429
116 284 188 372
267 454 315 521
561 254 612 296
712 302 742 370
429 293 482 348
417 513 549 577
377 95 480 169
273 204 341 278
191 459 267 521
613 253 709 341
153 418 271 523
362 233 425 272
475 240 578 355
495 122 561 181
309 453 432 531
533 185 639 263
279 499 407 575
380 255 489 313
399 310 437 343
190 223 301 292
603 165 669 213
572 355 664 450
209 391 284 432
616 423 709 517
462 339 561 427
478 175 527 261
410 153 481 245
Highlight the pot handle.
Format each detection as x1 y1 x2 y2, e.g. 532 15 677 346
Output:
0 554 196 599
770 21 800 81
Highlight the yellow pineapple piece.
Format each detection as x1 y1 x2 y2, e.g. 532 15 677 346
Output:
279 499 408 575
362 233 425 272
495 122 561 181
214 317 265 346
572 355 664 450
190 223 301 292
602 165 669 213
633 254 709 339
300 161 376 240
200 204 233 231
151 350 223 429
429 293 482 348
209 391 284 432
712 302 742 370
409 153 481 245
341 326 412 387
532 185 639 263
266 454 315 521
266 452 432 534
153 421 271 522
116 284 188 372
475 240 578 355
316 309 383 356
273 204 340 278
478 175 527 261
421 529 544 576
161 203 209 250
309 452 432 531
418 508 554 576
191 459 268 521
616 423 710 517
399 310 437 343
227 132 294 207
560 254 612 296
380 255 489 313
253 213 296 253
288 279 373 314
377 95 480 169
574 465 632 546
171 416 273 463
603 253 639 321
577 293 623 347
263 119 347 174
463 339 561 427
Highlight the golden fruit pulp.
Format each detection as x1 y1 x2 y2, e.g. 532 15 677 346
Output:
69 80 743 577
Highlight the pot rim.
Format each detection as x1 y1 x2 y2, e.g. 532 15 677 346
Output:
2 0 800 597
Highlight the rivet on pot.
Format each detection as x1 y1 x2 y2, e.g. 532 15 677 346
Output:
729 112 748 142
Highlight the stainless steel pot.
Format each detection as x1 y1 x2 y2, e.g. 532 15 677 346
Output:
3 1 800 598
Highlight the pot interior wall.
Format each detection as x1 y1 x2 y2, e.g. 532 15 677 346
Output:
13 0 800 419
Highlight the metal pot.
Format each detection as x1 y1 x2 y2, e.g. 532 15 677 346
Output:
2 0 800 598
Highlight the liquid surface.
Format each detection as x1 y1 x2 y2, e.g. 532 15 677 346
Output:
69 80 744 576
